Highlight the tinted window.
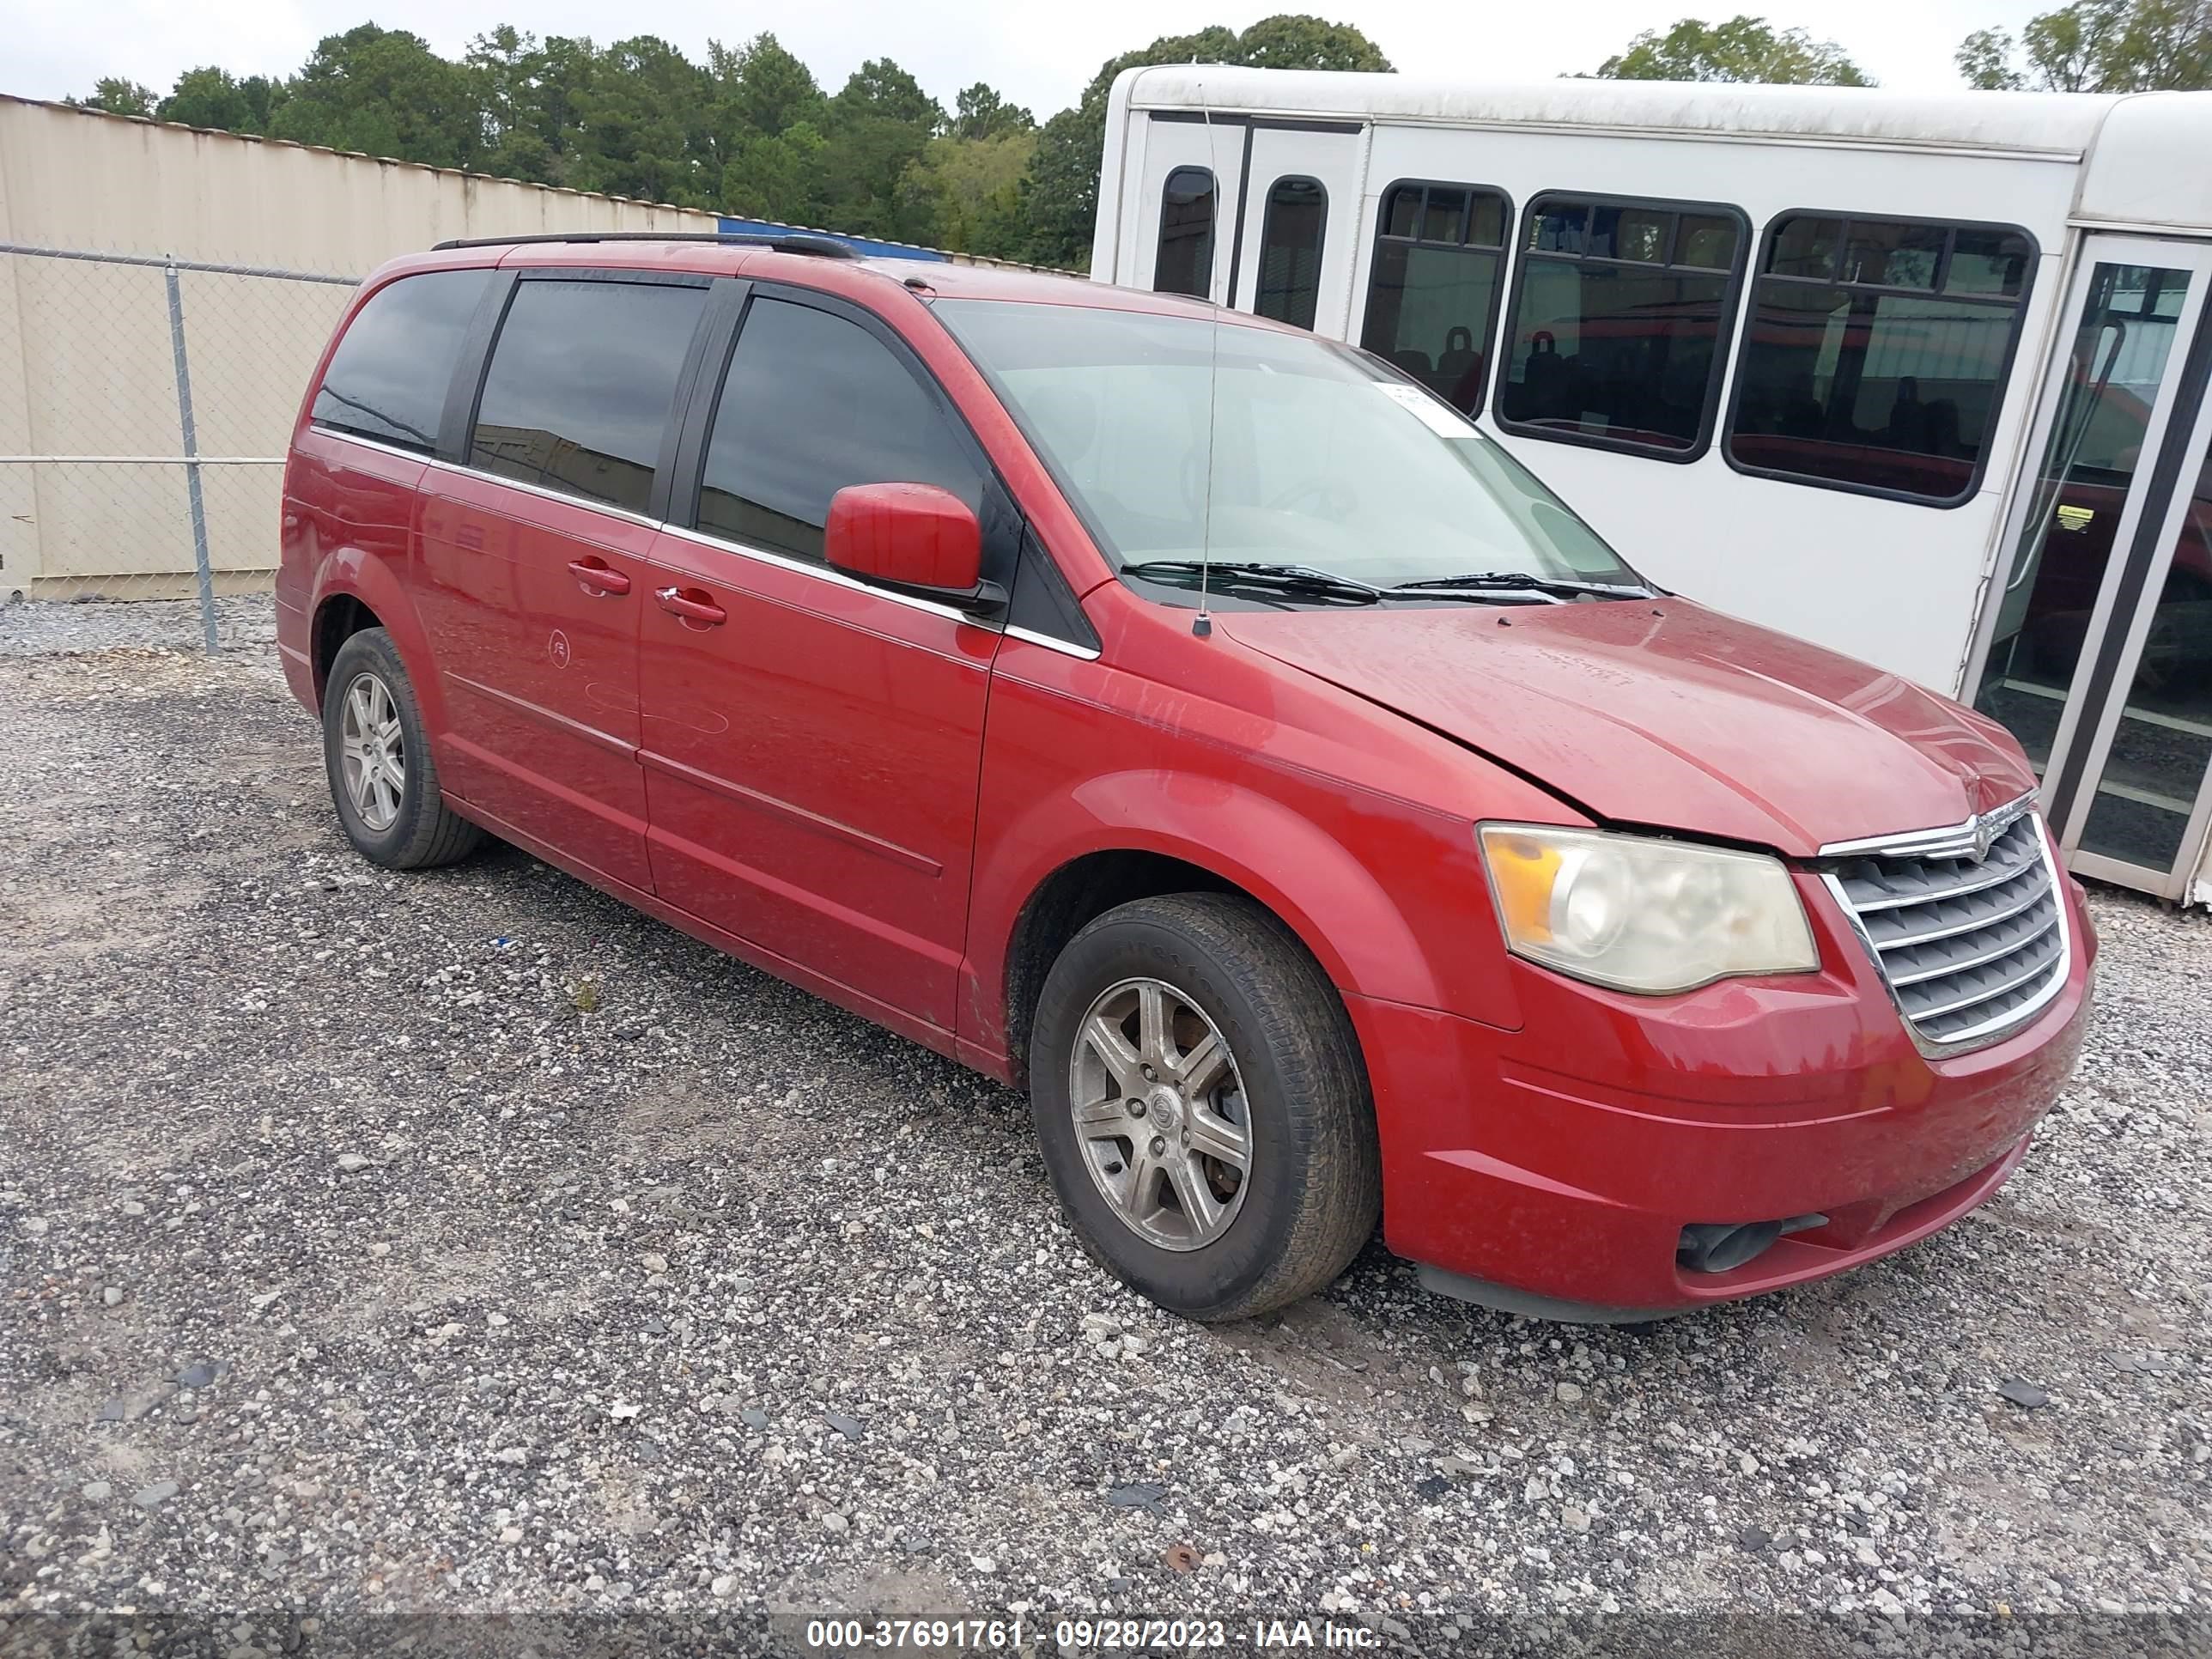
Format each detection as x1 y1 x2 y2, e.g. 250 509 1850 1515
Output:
1727 215 2036 502
1254 177 1327 331
1360 180 1509 416
312 268 491 453
1155 167 1216 299
1498 195 1745 456
468 279 707 515
696 297 983 562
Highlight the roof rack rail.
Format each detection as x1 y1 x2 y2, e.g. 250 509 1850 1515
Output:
428 230 862 258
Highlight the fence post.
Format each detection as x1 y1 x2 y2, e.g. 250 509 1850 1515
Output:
162 259 219 653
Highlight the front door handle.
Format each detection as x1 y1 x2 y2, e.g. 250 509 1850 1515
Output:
655 586 726 627
568 558 631 597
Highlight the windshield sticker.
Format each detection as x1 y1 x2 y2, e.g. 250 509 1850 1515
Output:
1376 381 1477 438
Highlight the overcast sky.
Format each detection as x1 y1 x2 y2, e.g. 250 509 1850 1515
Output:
4 0 2049 115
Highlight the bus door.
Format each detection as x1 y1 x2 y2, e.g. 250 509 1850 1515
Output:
1229 122 1366 337
1967 234 2212 898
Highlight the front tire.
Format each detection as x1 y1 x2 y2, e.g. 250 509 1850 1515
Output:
322 628 483 870
1029 893 1381 1322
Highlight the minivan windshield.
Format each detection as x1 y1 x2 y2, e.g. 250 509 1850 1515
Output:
936 298 1649 599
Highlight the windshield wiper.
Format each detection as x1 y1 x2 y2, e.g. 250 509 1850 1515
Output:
1388 571 1653 602
1121 560 1382 605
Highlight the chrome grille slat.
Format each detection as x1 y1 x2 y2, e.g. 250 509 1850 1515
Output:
1898 924 2065 1018
1862 871 2049 950
1886 902 2060 987
1820 806 2069 1056
1837 833 2044 910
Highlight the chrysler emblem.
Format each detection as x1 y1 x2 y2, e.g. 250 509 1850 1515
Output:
1972 817 1996 861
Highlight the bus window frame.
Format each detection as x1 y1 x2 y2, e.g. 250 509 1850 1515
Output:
1359 177 1515 418
1720 207 2043 510
1490 189 1754 466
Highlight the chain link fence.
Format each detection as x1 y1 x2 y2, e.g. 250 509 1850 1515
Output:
0 243 361 647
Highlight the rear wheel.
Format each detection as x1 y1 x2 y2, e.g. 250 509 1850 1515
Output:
322 628 483 870
1029 893 1380 1321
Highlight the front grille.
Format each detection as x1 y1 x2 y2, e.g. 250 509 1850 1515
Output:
1824 811 2068 1052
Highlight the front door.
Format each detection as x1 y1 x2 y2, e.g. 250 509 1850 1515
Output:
416 271 713 892
636 288 1010 1031
1231 125 1365 338
1966 236 2212 898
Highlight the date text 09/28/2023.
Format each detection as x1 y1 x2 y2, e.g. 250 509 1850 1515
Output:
801 1618 1387 1650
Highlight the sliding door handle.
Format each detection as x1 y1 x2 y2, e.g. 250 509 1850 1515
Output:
568 558 631 596
655 586 727 627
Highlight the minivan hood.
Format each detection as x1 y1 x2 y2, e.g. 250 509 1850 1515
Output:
1221 599 2036 856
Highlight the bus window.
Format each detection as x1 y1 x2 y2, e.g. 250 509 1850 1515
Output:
1726 214 2036 504
1494 194 1747 459
1155 167 1217 299
1255 177 1328 331
1359 180 1510 416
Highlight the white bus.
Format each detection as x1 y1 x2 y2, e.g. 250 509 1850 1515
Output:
1089 69 2212 904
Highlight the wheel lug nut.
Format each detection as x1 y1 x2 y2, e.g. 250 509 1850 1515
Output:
1141 1065 1156 1082
1127 1098 1145 1116
1150 1137 1166 1157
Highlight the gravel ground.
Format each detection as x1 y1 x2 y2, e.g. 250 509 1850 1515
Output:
3 599 2209 1655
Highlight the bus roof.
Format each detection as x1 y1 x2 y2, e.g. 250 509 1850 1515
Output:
1116 68 2212 234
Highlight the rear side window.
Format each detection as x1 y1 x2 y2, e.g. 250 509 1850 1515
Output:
1255 177 1328 331
1155 167 1216 299
468 278 709 516
312 268 491 454
1726 214 2037 503
1496 195 1747 459
696 296 984 562
1360 181 1510 416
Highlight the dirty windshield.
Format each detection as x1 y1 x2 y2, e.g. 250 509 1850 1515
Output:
936 298 1649 599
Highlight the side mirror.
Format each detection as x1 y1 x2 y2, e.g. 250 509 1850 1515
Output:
825 482 999 611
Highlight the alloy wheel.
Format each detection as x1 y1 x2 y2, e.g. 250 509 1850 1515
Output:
1067 975 1253 1251
339 670 405 832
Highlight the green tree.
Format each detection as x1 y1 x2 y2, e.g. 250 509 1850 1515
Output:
708 33 825 139
562 35 717 205
1235 14 1395 72
819 58 946 239
71 78 157 117
1589 15 1874 83
270 24 483 167
908 128 1036 254
1956 0 2212 90
1018 16 1389 270
951 82 1034 140
159 67 284 133
463 27 557 180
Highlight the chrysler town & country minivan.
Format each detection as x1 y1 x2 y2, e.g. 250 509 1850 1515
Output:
277 234 2094 1322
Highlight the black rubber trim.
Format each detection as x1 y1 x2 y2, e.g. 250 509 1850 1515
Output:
1006 526 1102 653
672 279 1024 598
1223 123 1257 311
2045 290 2212 840
514 264 714 288
1145 112 1363 135
1359 179 1514 418
1717 208 2042 508
1489 191 1753 466
661 278 753 531
436 268 517 465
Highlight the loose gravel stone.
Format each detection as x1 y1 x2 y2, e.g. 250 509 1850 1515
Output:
2 599 2209 1637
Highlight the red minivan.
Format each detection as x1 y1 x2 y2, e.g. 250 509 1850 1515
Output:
276 234 2095 1322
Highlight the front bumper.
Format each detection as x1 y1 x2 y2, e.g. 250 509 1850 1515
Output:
1346 876 2095 1316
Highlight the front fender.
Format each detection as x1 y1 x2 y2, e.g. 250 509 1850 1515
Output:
963 762 1522 1069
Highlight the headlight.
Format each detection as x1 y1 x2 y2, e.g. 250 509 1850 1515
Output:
1476 823 1818 994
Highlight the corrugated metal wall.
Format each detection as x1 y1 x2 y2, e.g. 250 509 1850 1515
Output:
0 96 725 599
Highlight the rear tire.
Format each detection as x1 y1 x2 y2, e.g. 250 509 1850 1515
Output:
322 628 483 870
1029 893 1381 1322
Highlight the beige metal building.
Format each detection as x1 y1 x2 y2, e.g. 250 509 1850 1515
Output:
0 95 728 601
